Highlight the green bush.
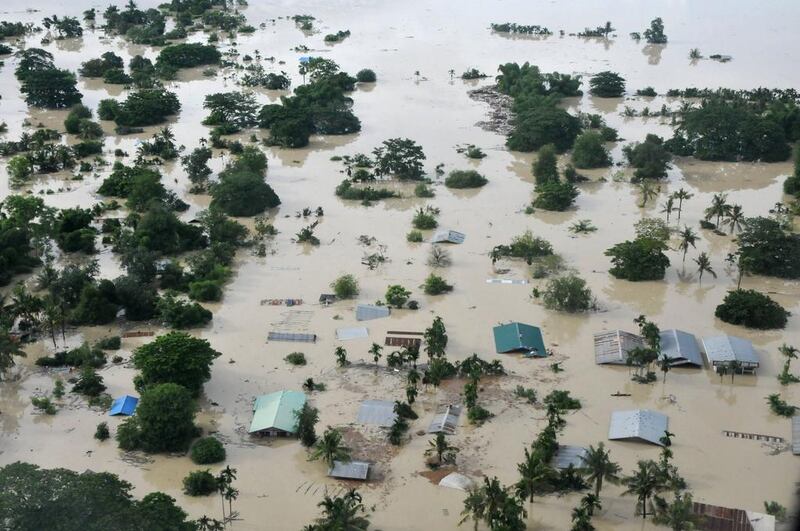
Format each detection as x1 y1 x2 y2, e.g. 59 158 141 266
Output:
542 274 594 312
94 422 110 441
589 71 625 97
188 280 223 302
605 238 670 281
444 170 487 188
412 208 438 230
156 43 220 70
532 144 558 184
423 274 453 295
71 366 107 397
210 169 280 216
190 437 225 464
285 352 307 366
183 469 218 496
356 69 376 82
157 294 213 329
715 289 789 329
385 285 411 308
532 181 579 211
407 230 423 242
331 274 359 299
623 134 671 181
571 132 611 168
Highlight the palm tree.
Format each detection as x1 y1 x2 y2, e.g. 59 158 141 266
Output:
313 489 370 530
407 368 421 387
579 442 621 497
334 346 348 367
676 226 698 263
369 343 382 367
515 447 557 503
693 252 716 283
660 197 675 223
723 204 745 234
652 492 699 530
310 427 351 467
0 332 27 378
406 384 418 404
459 487 487 530
570 506 594 531
580 493 603 516
621 460 662 519
425 432 459 465
671 188 693 220
779 344 798 375
704 193 730 228
637 181 660 208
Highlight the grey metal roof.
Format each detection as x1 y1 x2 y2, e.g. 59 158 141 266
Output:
355 304 390 322
594 330 645 365
701 335 759 367
659 329 703 367
356 400 397 427
431 229 466 244
427 404 462 434
551 445 588 470
608 409 669 446
336 327 369 340
328 460 370 480
793 417 800 456
267 332 317 343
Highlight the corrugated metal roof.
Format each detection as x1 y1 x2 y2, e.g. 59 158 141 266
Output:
702 335 759 367
793 417 800 456
692 502 775 531
660 329 703 367
356 399 397 427
431 230 466 244
336 327 369 340
249 390 306 434
108 395 138 416
427 404 462 434
493 322 546 356
608 409 669 446
594 330 645 365
356 304 390 321
267 332 317 343
328 460 370 480
551 445 588 470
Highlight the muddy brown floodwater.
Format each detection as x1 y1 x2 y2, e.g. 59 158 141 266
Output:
1 1 799 529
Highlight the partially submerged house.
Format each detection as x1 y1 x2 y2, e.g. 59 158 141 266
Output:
356 304 390 322
439 472 474 491
430 229 466 244
701 335 759 374
356 400 397 427
385 331 423 349
608 409 669 446
108 395 138 416
336 327 369 340
594 330 645 365
328 460 370 481
427 404 462 434
551 445 588 470
691 502 775 531
248 390 306 437
267 331 317 343
493 322 547 357
659 329 703 367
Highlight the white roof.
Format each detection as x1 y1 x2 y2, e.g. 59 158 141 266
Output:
659 329 703 367
328 460 370 480
356 400 397 427
608 409 669 446
551 445 588 470
356 304 390 321
701 335 759 366
336 327 369 340
431 230 466 244
438 472 474 490
427 405 462 434
594 330 645 365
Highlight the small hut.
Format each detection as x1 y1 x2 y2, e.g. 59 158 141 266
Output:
108 395 139 416
248 390 306 437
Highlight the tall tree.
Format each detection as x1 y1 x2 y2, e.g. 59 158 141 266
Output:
693 252 716 283
310 427 351 468
671 188 693 220
704 193 730 228
579 443 621 497
621 460 663 519
723 204 745 234
515 447 557 503
676 226 698 263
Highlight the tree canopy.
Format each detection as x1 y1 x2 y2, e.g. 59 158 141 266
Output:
132 331 221 396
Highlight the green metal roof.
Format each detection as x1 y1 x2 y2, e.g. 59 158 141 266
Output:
493 322 546 356
249 390 306 434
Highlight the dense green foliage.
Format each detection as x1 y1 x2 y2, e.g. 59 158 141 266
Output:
589 71 625 98
605 238 670 281
203 92 259 132
210 147 280 216
190 437 225 464
715 289 789 329
737 217 800 279
99 88 180 127
445 170 487 188
533 181 579 211
116 383 197 453
532 144 559 184
571 132 611 168
623 134 671 181
182 469 217 496
156 294 212 328
132 331 220 396
331 274 359 299
373 138 426 180
0 462 195 531
356 68 376 82
156 43 220 70
542 274 594 312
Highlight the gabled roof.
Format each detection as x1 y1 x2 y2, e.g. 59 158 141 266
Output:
608 409 669 446
431 230 466 244
329 460 370 480
249 390 306 434
659 329 703 367
356 400 397 427
267 332 317 343
594 330 645 365
356 304 390 321
692 502 775 531
428 404 462 434
493 322 546 356
109 395 138 416
551 445 588 470
702 335 759 367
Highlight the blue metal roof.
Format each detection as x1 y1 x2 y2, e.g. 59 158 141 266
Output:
109 395 139 416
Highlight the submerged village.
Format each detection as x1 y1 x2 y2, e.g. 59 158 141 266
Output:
0 1 799 530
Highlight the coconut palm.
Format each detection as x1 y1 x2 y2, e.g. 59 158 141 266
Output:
459 486 487 530
334 346 348 367
425 432 459 465
671 188 693 220
571 506 594 531
369 342 382 367
779 344 798 380
460 476 511 530
621 460 663 519
310 427 351 467
312 489 370 530
406 384 418 404
722 204 745 234
579 442 621 497
660 197 675 223
0 332 26 377
676 226 698 263
704 193 730 228
652 492 700 530
515 447 558 503
581 493 603 516
693 252 716 283
637 181 660 208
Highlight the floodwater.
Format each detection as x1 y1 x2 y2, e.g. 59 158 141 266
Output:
1 1 799 529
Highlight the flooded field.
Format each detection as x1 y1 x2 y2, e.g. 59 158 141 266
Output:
1 0 799 529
